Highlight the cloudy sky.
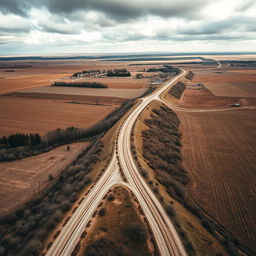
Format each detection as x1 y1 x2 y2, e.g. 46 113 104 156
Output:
0 0 255 55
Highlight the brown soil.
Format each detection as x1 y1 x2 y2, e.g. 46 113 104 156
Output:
191 69 256 97
19 85 146 99
0 95 117 136
178 109 256 252
179 86 242 108
78 186 154 256
0 142 88 215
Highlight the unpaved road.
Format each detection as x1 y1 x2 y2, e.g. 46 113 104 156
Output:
46 71 187 256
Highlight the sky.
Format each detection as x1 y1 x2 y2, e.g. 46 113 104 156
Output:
0 0 255 55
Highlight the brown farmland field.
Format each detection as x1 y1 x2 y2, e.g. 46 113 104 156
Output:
0 142 88 215
19 85 146 99
191 68 256 97
0 60 151 94
179 85 241 108
0 96 117 136
178 109 256 251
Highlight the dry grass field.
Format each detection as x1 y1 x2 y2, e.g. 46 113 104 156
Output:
0 96 117 136
0 142 88 215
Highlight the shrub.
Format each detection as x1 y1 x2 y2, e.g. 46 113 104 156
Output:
126 222 147 243
166 205 176 217
107 193 115 201
98 207 106 216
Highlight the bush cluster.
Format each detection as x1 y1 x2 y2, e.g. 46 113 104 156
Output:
168 82 186 99
185 71 194 80
84 238 128 256
142 105 188 186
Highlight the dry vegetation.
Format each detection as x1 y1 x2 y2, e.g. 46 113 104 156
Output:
76 186 154 256
169 82 186 99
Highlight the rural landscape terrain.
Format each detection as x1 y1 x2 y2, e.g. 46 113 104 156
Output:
0 52 255 256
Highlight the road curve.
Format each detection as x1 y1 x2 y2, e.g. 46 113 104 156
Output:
117 70 187 256
46 152 122 256
46 71 187 256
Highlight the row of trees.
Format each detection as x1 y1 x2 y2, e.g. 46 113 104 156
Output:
0 97 136 162
107 69 131 77
0 133 41 148
146 65 180 74
51 81 108 88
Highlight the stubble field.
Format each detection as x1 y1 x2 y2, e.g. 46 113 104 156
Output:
175 63 256 252
178 109 256 251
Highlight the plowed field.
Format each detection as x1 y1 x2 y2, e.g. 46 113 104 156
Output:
0 96 117 136
178 109 256 251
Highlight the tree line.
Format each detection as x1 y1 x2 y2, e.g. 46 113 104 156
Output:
146 65 180 74
107 69 131 77
0 133 41 148
51 81 108 88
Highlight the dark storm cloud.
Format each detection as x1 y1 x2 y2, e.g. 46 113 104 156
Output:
0 0 31 16
0 0 207 20
179 16 256 35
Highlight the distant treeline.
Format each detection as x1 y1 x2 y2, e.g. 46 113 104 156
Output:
146 65 180 74
220 60 256 67
107 69 131 77
51 81 108 88
0 133 41 148
72 70 102 77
